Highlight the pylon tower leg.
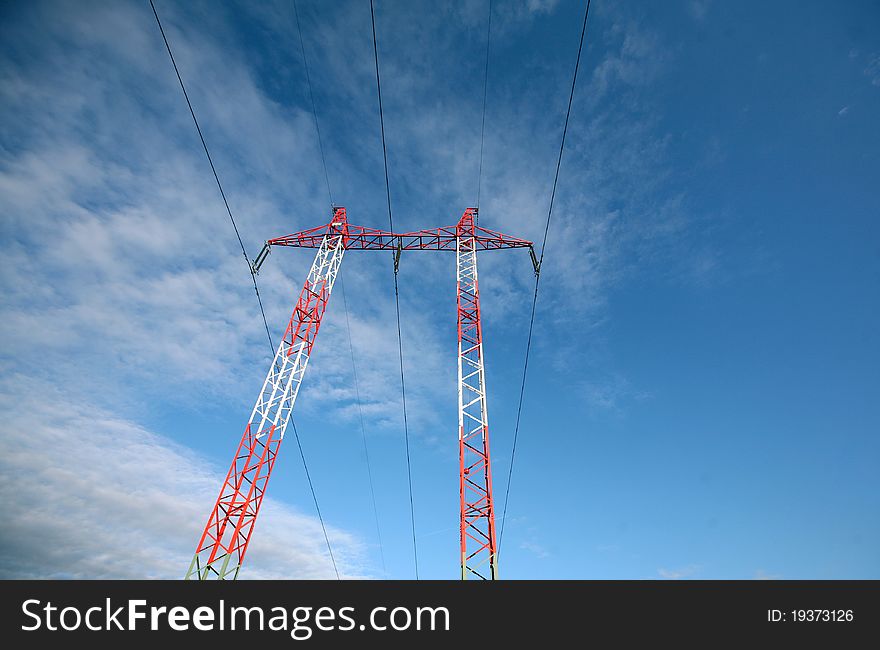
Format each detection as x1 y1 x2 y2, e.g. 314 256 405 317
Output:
185 209 348 580
457 208 498 580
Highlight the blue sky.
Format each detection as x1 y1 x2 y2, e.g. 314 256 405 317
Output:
0 0 878 579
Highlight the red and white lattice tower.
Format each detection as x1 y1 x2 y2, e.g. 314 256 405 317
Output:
456 209 497 579
186 207 533 580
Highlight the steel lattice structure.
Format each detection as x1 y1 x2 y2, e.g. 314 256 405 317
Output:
187 206 532 580
456 209 497 579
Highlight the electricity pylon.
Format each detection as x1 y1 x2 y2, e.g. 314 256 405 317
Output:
186 207 533 580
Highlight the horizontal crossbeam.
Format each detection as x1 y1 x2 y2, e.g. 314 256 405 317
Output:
264 222 532 253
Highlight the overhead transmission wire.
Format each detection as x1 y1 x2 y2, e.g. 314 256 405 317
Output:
476 0 493 210
290 419 339 579
149 0 338 579
340 279 387 577
497 0 593 558
148 0 274 353
369 0 420 580
291 0 386 577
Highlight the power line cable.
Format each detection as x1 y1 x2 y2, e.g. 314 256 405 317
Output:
291 419 340 579
391 273 417 578
341 276 388 577
150 0 338 578
148 0 274 354
498 0 593 557
369 0 419 580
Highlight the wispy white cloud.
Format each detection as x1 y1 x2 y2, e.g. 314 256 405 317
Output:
657 564 702 579
687 0 711 22
0 374 366 579
864 54 880 86
519 540 551 559
526 0 561 16
580 374 652 414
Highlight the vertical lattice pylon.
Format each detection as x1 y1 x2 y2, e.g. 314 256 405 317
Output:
185 208 348 580
457 207 498 580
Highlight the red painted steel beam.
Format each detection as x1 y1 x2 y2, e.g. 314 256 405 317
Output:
266 215 533 253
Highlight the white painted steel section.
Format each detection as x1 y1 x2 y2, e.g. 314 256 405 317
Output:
457 237 489 445
249 231 345 441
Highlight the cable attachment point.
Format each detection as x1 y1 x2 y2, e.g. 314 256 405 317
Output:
393 238 403 274
252 241 271 275
529 246 541 276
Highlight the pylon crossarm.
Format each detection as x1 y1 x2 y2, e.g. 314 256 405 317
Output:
264 207 533 255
